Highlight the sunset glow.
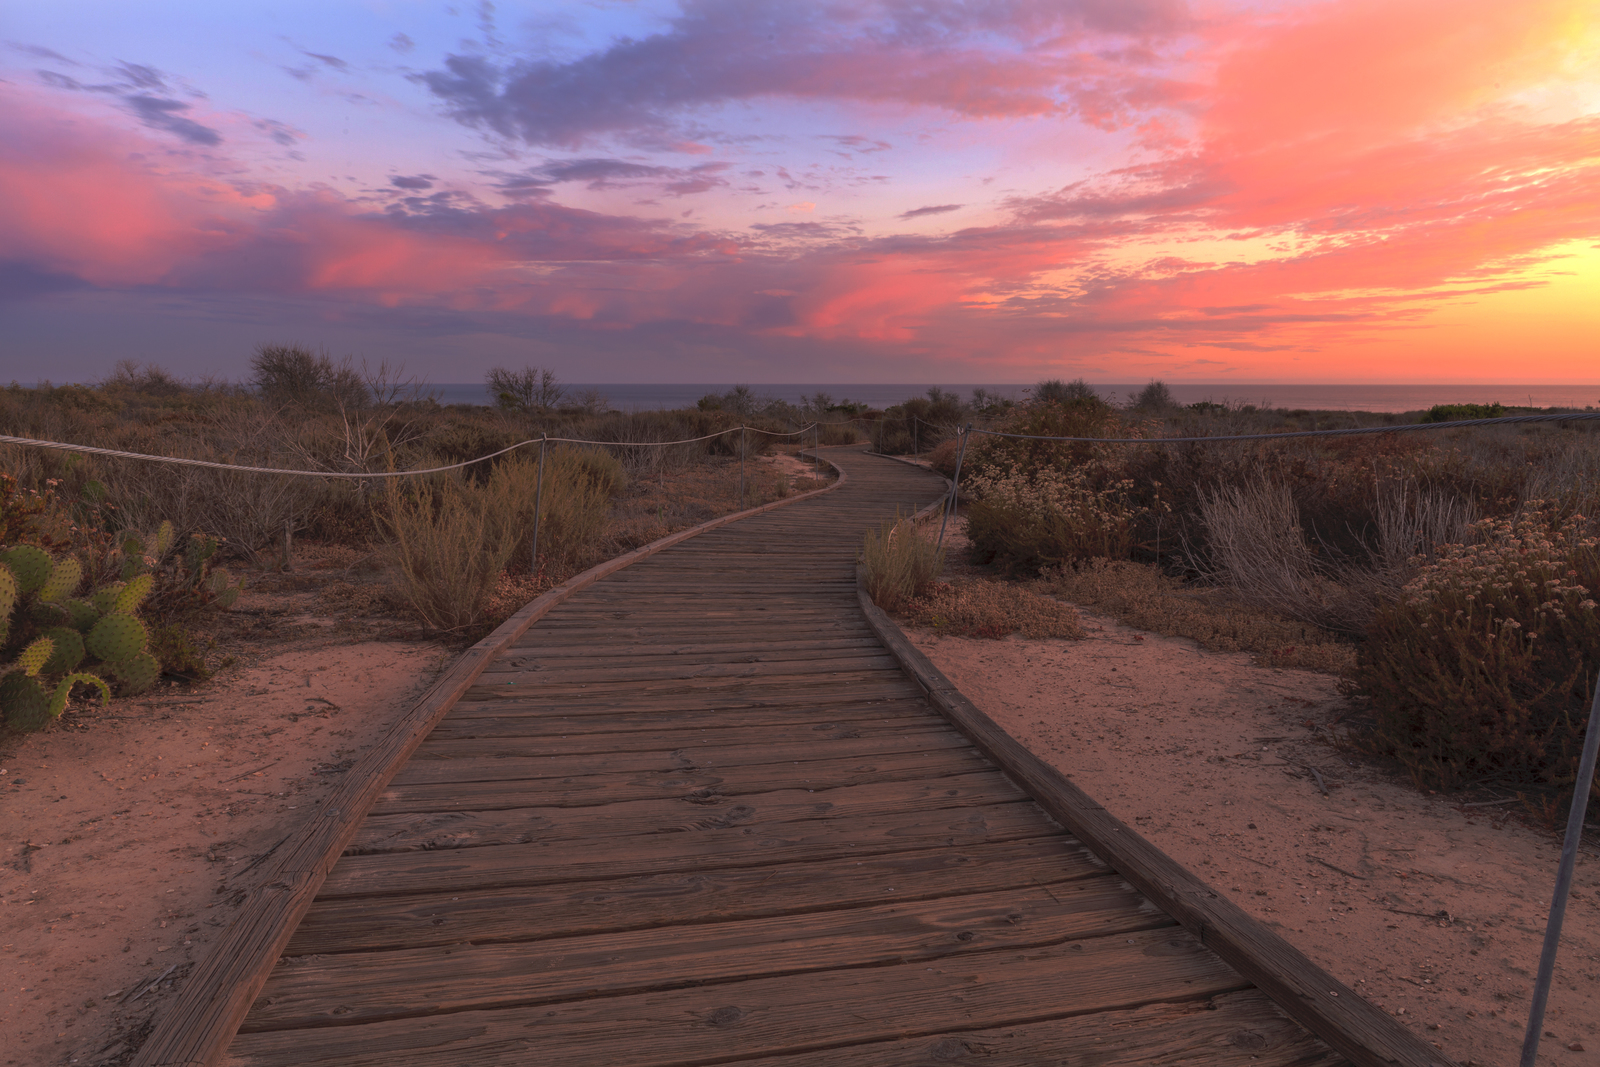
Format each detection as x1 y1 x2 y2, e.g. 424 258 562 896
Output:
2 0 1596 383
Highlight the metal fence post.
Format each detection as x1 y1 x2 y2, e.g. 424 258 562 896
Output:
530 432 546 574
1520 675 1600 1067
739 425 746 507
937 423 971 551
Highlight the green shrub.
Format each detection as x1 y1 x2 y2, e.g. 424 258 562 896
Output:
1420 403 1506 423
1353 504 1600 816
861 512 944 613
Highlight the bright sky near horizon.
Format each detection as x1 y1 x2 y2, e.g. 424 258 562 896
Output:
2 0 1597 384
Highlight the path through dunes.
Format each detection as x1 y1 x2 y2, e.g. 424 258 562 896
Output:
139 446 1441 1067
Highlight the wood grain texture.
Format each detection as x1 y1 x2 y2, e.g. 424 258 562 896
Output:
131 455 855 1067
226 927 1247 1067
857 572 1456 1067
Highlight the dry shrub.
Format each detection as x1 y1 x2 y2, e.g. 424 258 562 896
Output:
488 446 622 574
817 422 863 446
1196 475 1473 634
905 579 1085 640
964 464 1149 571
380 479 518 632
926 438 961 478
1353 504 1600 813
1044 559 1356 673
861 512 943 612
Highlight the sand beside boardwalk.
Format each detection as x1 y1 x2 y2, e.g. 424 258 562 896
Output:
908 605 1600 1067
1 639 443 1067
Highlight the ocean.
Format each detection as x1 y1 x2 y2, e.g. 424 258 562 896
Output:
430 383 1600 414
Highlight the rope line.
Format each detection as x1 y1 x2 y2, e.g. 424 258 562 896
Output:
0 424 821 480
966 410 1600 445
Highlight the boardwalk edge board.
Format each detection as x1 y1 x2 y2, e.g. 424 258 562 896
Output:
130 455 851 1067
856 571 1456 1067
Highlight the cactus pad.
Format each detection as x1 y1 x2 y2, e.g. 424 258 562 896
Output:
65 599 99 632
152 521 175 557
92 584 124 615
0 546 51 593
17 637 55 677
215 586 240 609
0 564 17 621
30 601 68 627
114 574 154 614
86 613 148 664
185 535 217 571
39 556 82 603
0 672 51 732
49 673 110 718
41 628 86 674
111 652 160 696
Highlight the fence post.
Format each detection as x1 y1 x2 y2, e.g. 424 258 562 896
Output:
1520 675 1600 1067
739 425 746 507
937 424 971 551
282 515 293 572
913 414 919 456
814 422 820 474
530 432 546 574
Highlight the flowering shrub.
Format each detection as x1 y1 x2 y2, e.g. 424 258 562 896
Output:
964 463 1154 570
1354 504 1600 815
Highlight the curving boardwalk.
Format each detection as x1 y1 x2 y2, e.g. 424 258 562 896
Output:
180 448 1421 1066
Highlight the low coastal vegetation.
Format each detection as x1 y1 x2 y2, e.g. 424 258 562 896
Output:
0 349 862 730
864 379 1600 819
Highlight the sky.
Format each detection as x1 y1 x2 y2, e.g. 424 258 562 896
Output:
1 0 1597 385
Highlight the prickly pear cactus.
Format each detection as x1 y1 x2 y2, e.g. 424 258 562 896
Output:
0 671 50 732
17 636 55 676
110 651 161 695
39 557 82 603
0 564 17 623
65 599 99 632
0 546 51 594
86 613 148 665
114 573 154 615
48 673 110 718
41 628 85 674
92 584 123 615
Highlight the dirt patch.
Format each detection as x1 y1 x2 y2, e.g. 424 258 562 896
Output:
0 626 445 1067
907 606 1600 1067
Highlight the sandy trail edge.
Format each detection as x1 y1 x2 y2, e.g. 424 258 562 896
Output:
908 607 1600 1067
2 640 444 1067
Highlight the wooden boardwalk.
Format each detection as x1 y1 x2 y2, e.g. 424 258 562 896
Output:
145 447 1451 1067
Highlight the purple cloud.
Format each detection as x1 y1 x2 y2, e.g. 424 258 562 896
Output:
899 203 962 219
419 0 1193 147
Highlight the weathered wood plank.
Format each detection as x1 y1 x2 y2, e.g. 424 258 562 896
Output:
347 771 1030 854
369 746 1004 814
423 699 934 739
286 838 1109 955
696 989 1350 1067
224 927 1246 1067
388 733 968 787
318 801 1060 898
248 882 1165 1032
408 718 957 761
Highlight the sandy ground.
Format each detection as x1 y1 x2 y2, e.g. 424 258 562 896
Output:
908 606 1600 1067
0 636 444 1067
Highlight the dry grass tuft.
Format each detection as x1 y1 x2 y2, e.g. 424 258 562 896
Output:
1044 559 1356 673
905 578 1085 640
861 512 943 613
